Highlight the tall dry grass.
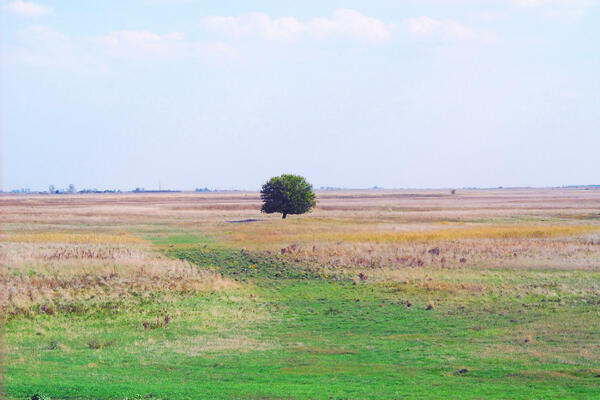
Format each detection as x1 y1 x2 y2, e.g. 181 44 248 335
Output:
0 231 143 244
273 235 600 271
0 242 236 318
2 189 599 317
315 225 598 243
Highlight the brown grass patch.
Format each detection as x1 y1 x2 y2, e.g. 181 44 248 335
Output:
0 241 237 317
314 225 598 243
417 280 486 293
0 231 143 244
267 235 600 271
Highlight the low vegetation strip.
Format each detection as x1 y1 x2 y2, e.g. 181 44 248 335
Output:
315 225 598 243
168 247 335 281
0 231 144 244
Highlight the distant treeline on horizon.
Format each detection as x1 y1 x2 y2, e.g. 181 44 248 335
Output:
2 184 600 195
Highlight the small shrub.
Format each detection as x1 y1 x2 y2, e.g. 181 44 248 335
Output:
87 338 115 349
31 394 51 400
142 313 171 330
428 247 441 256
426 300 435 310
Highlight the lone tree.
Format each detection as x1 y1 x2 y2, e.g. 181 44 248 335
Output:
260 174 316 219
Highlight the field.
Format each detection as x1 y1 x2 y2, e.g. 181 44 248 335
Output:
1 188 600 399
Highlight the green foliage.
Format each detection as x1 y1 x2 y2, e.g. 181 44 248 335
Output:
260 174 316 219
169 247 334 281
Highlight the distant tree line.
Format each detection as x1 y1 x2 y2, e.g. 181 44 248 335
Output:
46 184 122 194
47 184 76 194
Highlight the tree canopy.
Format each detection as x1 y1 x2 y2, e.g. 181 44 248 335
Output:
260 174 316 219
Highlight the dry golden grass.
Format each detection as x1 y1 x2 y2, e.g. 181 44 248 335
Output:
1 188 599 318
0 241 236 317
0 231 143 244
314 225 598 242
227 223 599 252
2 188 599 225
269 234 600 271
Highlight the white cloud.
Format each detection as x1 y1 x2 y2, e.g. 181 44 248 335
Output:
204 10 495 44
13 26 75 69
21 25 68 44
94 30 185 57
470 11 507 24
199 41 238 60
407 16 441 34
203 8 392 43
512 0 593 20
406 17 496 42
307 9 392 42
7 25 237 73
204 13 303 41
92 30 237 60
5 0 52 17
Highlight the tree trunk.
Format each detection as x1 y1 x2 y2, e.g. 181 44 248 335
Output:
282 212 287 219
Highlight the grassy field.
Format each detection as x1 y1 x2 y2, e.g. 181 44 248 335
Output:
1 189 600 399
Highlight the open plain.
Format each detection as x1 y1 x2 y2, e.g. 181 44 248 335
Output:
2 188 600 399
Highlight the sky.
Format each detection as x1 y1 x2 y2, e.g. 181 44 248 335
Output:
1 0 599 191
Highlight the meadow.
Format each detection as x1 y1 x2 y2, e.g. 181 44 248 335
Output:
1 188 600 399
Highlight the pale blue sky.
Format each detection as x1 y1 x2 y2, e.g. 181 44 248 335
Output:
1 0 599 191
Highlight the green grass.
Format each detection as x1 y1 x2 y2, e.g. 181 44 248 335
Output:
4 245 600 399
146 233 213 246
